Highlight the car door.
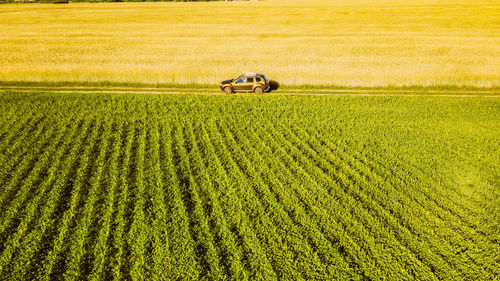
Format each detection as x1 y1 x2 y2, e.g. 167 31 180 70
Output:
233 76 246 91
244 77 255 91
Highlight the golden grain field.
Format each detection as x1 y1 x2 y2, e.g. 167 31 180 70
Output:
1 0 499 86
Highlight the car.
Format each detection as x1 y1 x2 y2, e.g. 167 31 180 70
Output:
219 73 273 94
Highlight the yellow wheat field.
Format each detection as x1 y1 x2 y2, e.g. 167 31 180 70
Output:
1 0 499 86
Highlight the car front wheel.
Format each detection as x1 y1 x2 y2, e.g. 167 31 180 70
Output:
254 87 263 94
223 86 233 94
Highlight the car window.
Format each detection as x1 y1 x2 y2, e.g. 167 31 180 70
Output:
246 77 254 83
235 78 244 83
256 77 261 82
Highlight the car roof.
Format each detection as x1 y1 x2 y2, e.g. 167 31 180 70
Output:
243 73 265 77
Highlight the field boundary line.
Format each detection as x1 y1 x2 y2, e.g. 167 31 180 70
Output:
1 88 500 97
1 86 500 93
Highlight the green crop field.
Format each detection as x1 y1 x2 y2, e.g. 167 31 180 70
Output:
0 91 498 280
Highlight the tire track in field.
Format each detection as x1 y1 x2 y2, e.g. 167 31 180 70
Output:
1 86 500 94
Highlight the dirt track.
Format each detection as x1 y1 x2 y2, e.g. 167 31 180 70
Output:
2 87 500 98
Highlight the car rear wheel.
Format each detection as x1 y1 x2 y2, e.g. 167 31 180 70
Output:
223 86 233 94
254 87 263 94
